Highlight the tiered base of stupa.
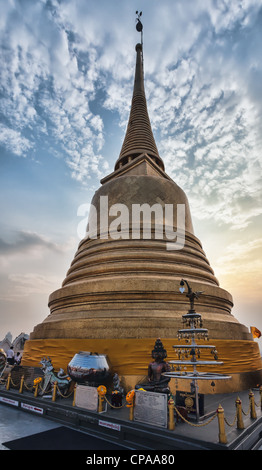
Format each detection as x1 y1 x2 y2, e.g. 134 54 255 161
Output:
22 238 262 393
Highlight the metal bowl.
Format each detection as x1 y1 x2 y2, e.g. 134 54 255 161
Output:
67 351 112 385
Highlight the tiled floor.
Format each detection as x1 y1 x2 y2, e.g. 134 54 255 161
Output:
0 403 60 450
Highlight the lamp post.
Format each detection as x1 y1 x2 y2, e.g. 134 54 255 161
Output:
162 279 231 422
179 279 204 420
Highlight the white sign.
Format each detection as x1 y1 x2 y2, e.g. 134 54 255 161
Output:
75 384 98 411
0 396 19 407
21 403 44 414
98 420 121 432
134 390 168 428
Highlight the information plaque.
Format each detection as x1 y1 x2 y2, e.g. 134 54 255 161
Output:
176 390 205 416
75 384 98 411
134 390 167 428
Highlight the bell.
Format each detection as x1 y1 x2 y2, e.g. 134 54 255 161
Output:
211 381 216 391
136 20 143 32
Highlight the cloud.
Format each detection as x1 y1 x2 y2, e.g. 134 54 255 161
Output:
0 0 105 181
0 271 62 302
0 0 262 221
5 272 60 299
0 231 77 302
214 237 262 308
0 0 262 340
144 2 262 229
0 231 61 257
0 123 33 156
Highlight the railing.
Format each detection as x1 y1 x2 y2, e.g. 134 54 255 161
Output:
2 370 262 445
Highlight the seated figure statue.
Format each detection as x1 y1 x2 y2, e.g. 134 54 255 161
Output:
136 339 171 394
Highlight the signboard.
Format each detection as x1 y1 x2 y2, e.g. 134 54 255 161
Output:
176 391 205 416
99 420 121 432
0 396 18 407
134 390 167 428
21 403 44 415
74 384 98 411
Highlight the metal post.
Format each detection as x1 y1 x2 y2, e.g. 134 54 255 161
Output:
19 375 24 394
34 382 39 398
129 402 134 421
194 379 200 422
98 394 103 413
249 390 257 419
52 381 57 402
236 397 244 429
168 398 175 430
190 314 200 423
217 404 227 444
6 373 11 390
72 384 77 407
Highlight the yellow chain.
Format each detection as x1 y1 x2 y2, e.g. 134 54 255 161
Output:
38 381 53 394
173 405 217 427
10 378 19 388
38 381 46 391
104 395 127 409
23 382 34 391
56 383 74 398
241 401 251 416
224 410 237 427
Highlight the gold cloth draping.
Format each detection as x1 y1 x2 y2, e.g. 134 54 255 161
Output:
22 338 262 375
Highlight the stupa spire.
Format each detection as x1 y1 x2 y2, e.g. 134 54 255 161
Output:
114 14 165 171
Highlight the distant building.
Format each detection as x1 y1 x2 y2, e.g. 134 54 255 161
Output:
0 332 12 353
0 332 28 354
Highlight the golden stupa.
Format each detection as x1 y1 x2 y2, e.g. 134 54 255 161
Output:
23 36 262 393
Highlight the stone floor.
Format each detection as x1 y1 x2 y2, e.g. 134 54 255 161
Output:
0 404 60 450
1 385 262 451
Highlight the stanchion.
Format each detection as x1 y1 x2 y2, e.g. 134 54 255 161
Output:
34 382 39 397
126 390 135 421
217 404 227 444
249 390 257 419
97 386 107 413
259 386 262 411
33 377 42 397
19 375 24 394
98 394 103 413
52 381 58 402
129 402 134 421
72 384 77 407
168 398 175 431
6 373 11 391
235 398 244 429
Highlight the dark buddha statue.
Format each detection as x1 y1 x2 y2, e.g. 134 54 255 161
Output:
136 339 171 394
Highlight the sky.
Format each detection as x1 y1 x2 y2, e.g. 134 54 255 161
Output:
0 0 261 346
